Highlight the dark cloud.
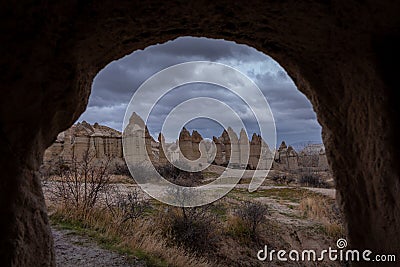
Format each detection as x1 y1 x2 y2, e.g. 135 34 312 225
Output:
79 36 322 147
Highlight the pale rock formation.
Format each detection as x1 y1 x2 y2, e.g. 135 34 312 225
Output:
249 133 261 169
221 130 231 165
43 121 123 165
273 142 329 171
165 142 180 163
203 139 216 163
275 141 288 166
318 148 329 170
191 130 203 160
287 146 299 169
298 144 323 168
158 133 168 165
274 142 299 170
179 127 193 160
44 116 326 173
239 128 250 168
144 127 154 162
259 138 274 169
227 127 240 167
213 136 224 165
123 113 148 164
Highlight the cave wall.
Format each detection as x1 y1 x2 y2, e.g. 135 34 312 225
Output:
1 1 399 266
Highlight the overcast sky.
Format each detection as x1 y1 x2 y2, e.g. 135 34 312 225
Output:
78 36 322 147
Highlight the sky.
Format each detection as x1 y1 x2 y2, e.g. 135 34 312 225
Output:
78 36 322 147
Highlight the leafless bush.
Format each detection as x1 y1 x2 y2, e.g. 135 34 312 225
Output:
235 201 269 239
47 150 112 213
271 175 295 185
161 178 218 255
112 162 132 177
162 205 218 255
299 174 329 188
156 162 203 186
106 186 150 223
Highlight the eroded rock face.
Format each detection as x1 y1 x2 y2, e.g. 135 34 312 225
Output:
213 136 224 165
1 1 400 266
239 129 249 168
178 127 193 160
43 121 123 165
227 127 240 167
191 130 203 160
158 133 168 165
221 130 231 165
249 134 261 169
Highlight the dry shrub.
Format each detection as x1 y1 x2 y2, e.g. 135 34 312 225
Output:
235 201 269 240
324 222 345 240
225 214 252 242
44 149 113 215
123 216 211 267
105 186 150 223
224 201 269 246
50 204 211 267
156 169 219 256
299 195 331 222
299 174 329 188
161 206 219 256
45 153 212 267
299 194 345 238
156 162 204 186
271 175 295 185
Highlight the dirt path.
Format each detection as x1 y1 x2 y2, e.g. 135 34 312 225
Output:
234 184 336 199
52 227 144 267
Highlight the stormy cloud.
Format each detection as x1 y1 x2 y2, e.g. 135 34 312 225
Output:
79 36 322 147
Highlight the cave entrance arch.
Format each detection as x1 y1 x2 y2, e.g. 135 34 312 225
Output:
1 2 399 266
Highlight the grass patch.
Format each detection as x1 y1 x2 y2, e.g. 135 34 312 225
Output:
50 215 136 259
209 203 228 219
225 215 253 244
134 248 169 267
52 215 174 267
201 171 219 178
278 211 303 219
299 194 346 239
233 187 312 203
49 206 209 267
323 222 346 239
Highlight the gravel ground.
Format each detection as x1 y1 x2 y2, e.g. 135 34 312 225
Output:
52 227 144 267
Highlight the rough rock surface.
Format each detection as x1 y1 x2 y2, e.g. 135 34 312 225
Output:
178 127 193 160
249 133 261 169
1 1 400 266
43 121 123 164
213 136 224 165
157 133 167 164
191 130 203 160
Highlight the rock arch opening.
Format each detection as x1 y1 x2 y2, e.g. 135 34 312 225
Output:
1 2 399 266
75 36 323 163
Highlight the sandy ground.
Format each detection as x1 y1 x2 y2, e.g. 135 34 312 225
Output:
52 227 144 267
46 173 337 267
